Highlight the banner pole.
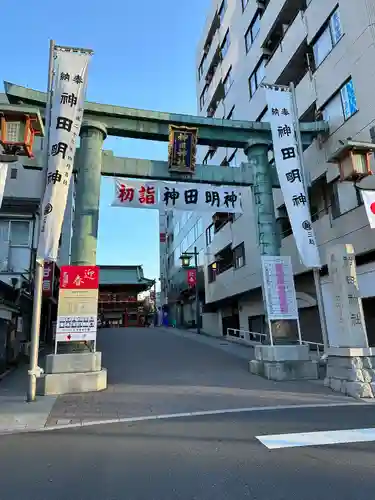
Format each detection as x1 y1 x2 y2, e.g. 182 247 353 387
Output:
27 39 55 402
289 82 329 353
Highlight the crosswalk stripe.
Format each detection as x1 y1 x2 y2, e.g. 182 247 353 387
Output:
257 428 375 450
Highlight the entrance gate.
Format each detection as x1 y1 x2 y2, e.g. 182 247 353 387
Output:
5 80 327 267
3 79 327 396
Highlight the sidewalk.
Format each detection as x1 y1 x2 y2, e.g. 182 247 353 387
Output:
0 360 56 434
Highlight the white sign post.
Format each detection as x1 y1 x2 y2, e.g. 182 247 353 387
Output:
261 255 301 345
28 44 93 402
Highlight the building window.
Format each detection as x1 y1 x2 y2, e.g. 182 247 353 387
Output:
10 220 31 247
313 7 343 68
321 78 358 133
221 30 230 59
206 224 214 245
329 180 363 219
202 151 210 165
10 168 17 179
198 53 206 80
223 66 233 95
218 0 227 23
242 0 249 10
200 85 208 110
256 107 268 122
248 315 266 336
228 149 238 167
233 242 245 269
245 11 261 53
226 105 235 120
249 59 266 98
0 219 32 273
277 205 292 238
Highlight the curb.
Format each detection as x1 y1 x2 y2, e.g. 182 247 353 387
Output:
0 366 17 381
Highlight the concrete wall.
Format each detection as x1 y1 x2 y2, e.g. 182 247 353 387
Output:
202 311 222 336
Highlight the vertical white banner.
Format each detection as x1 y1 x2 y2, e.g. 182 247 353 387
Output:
0 163 8 208
265 87 321 268
37 48 92 261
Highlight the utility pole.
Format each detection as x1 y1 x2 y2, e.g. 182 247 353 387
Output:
27 39 55 402
289 82 329 352
194 246 201 335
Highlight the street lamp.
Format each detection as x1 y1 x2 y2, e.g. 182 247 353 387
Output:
0 105 44 160
327 140 375 182
179 246 201 335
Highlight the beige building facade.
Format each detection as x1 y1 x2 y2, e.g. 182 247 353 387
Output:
162 0 375 343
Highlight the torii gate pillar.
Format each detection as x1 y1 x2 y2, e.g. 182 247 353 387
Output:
71 120 107 266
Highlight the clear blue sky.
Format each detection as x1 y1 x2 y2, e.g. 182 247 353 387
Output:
0 0 210 282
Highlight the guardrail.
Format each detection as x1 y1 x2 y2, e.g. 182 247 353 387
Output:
226 328 325 357
227 328 267 345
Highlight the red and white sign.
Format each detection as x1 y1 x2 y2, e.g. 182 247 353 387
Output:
42 261 55 297
362 190 375 228
160 232 166 243
56 265 100 344
59 265 99 289
187 269 197 287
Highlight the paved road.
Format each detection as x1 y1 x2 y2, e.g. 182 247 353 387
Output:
2 405 375 499
1 327 375 498
47 327 353 425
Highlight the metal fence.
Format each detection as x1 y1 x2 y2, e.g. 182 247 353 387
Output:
226 328 324 358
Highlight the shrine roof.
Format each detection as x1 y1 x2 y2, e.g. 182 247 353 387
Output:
99 265 154 288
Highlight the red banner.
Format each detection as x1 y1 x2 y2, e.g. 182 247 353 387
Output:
42 261 55 297
160 232 166 243
187 269 196 287
60 265 100 290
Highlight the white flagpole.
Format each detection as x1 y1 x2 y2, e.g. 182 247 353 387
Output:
27 39 55 402
289 82 329 353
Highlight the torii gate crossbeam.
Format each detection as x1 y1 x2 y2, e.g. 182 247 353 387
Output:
4 81 328 267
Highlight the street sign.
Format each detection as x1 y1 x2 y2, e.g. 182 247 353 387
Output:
261 256 298 321
56 265 100 347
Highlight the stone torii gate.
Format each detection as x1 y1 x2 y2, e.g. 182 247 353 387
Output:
5 81 327 268
4 81 328 394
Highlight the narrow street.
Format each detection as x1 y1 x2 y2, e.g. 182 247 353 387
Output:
0 327 374 499
46 326 352 425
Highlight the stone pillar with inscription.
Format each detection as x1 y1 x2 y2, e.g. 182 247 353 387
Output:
324 244 375 398
245 140 318 381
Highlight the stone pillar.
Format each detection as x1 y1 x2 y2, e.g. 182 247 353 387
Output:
71 120 107 266
244 140 279 256
324 244 374 398
245 140 318 381
245 140 292 344
38 121 108 396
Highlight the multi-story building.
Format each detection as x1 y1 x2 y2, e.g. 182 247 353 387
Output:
162 0 375 344
0 92 75 358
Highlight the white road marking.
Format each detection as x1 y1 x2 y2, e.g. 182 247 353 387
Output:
35 400 368 433
0 400 369 436
257 427 375 449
